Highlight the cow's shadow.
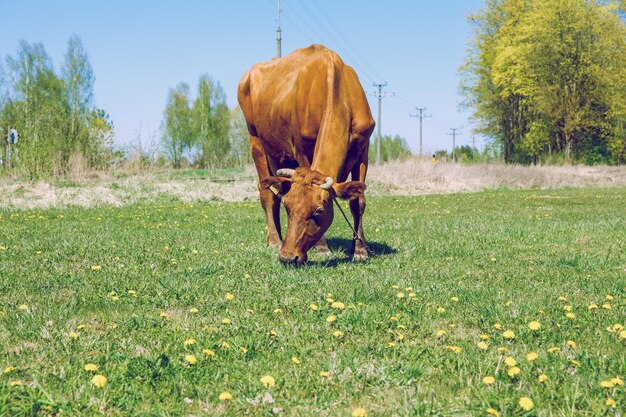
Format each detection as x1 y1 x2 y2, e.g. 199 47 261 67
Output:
306 237 397 267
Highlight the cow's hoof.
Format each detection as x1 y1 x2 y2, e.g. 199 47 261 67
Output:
352 250 368 262
267 240 282 249
314 247 333 258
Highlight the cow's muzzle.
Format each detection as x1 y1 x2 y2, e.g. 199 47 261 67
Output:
278 252 306 266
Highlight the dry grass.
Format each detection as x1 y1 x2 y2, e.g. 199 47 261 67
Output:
1 159 625 209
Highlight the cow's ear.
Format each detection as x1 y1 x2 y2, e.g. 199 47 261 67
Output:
333 181 366 200
260 176 292 196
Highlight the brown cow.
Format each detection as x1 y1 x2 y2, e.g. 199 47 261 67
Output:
237 45 375 265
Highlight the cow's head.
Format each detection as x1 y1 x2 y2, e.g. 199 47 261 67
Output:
260 167 366 265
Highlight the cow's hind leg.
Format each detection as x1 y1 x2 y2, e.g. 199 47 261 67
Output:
250 135 282 247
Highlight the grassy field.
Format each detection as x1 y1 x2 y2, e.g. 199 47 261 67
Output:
1 187 625 416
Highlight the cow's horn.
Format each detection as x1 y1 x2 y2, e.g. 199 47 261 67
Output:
319 176 334 191
276 168 295 178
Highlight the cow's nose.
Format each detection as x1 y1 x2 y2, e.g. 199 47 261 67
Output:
279 253 303 266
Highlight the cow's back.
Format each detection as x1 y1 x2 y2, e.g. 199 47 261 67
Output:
238 45 374 177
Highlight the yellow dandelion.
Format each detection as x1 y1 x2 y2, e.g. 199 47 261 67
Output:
601 380 615 388
326 314 337 323
620 329 626 339
480 334 490 340
159 312 168 318
396 292 405 299
566 312 576 319
184 338 197 346
486 407 499 417
528 321 541 331
189 307 199 313
409 292 417 298
502 330 515 339
127 290 137 297
351 407 368 417
17 304 28 311
557 296 567 302
451 296 459 302
84 363 98 372
387 342 396 348
69 332 78 339
563 305 572 312
605 295 614 301
333 330 344 338
538 374 549 383
326 297 334 303
219 391 233 401
437 307 445 313
612 376 623 386
90 265 102 271
319 371 330 377
566 340 576 349
221 318 231 325
547 347 560 353
268 329 278 337
203 349 215 358
490 257 496 262
605 398 617 408
445 345 462 354
507 367 521 377
588 303 599 310
526 352 539 361
91 374 107 388
220 341 230 349
494 323 502 330
571 360 581 367
185 355 197 365
310 303 319 311
331 301 345 310
505 300 513 306
504 357 517 367
477 342 488 350
273 308 283 314
482 376 496 385
225 292 234 301
519 397 534 411
291 357 301 364
9 380 22 387
436 329 447 337
260 375 275 387
602 303 612 310
3 367 16 374
390 316 398 322
497 346 508 353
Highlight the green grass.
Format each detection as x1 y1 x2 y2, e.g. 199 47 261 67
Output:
0 187 624 416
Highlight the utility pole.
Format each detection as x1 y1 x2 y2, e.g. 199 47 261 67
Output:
410 107 431 158
447 128 462 162
276 0 282 58
373 82 391 165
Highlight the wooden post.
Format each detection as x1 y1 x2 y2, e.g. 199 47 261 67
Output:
6 126 11 169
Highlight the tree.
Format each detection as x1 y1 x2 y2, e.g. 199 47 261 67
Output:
191 75 230 167
368 134 412 162
461 0 626 164
61 34 95 162
162 83 193 168
229 106 252 166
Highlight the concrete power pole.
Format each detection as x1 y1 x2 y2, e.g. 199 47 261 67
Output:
447 128 462 162
276 0 282 58
373 82 389 165
410 107 431 158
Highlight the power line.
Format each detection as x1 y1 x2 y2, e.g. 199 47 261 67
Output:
276 0 282 57
373 82 393 166
446 128 462 161
410 107 432 157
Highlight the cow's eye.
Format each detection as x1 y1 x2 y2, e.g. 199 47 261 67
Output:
313 207 324 217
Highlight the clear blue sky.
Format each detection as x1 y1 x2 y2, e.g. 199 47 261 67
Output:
0 0 485 155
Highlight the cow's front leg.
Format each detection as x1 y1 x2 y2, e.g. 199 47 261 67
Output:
250 134 282 247
349 196 367 261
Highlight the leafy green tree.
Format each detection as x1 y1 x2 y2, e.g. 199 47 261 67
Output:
461 0 626 164
191 75 230 167
61 34 95 163
369 134 412 162
229 106 252 166
162 83 193 168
